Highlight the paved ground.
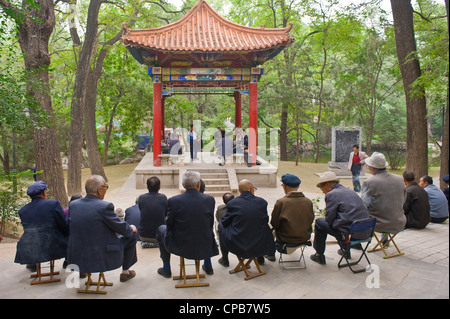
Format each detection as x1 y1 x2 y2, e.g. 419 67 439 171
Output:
0 167 448 302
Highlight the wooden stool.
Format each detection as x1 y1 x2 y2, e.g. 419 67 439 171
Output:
369 232 404 259
78 272 113 294
30 260 60 285
173 257 209 288
229 257 266 280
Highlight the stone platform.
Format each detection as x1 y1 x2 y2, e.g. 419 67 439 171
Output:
134 152 278 195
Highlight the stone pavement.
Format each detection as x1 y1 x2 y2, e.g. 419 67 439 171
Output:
0 170 448 300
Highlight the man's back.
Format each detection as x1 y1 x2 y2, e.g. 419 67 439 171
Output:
165 189 218 260
221 191 275 258
404 183 430 229
362 171 406 233
138 192 167 239
325 183 370 235
270 192 314 244
67 195 134 273
15 198 68 264
424 184 449 219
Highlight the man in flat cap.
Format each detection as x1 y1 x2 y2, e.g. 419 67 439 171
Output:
310 172 370 265
15 181 69 272
265 174 314 261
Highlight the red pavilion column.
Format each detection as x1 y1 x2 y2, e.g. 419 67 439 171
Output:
234 91 242 128
153 82 162 167
161 95 166 139
249 82 258 166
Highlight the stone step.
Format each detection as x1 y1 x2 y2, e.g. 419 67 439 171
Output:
202 178 230 185
200 172 228 178
204 184 231 191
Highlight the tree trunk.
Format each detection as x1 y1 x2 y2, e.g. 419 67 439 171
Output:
390 0 428 179
279 107 288 161
67 0 104 194
440 0 449 190
84 70 107 180
16 0 68 207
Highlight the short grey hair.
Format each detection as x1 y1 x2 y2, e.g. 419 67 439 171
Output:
85 175 105 194
182 171 201 189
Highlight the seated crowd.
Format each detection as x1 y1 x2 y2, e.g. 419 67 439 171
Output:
13 152 449 285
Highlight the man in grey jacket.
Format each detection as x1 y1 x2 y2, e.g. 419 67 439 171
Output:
310 172 370 265
361 152 406 233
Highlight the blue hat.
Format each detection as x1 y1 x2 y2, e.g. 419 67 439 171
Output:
444 175 449 182
281 174 301 187
27 181 48 197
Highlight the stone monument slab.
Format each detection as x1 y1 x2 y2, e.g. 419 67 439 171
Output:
328 125 363 177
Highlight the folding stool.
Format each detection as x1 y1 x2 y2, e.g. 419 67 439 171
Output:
229 257 266 280
277 241 312 269
337 218 377 273
30 260 60 285
78 272 113 294
173 257 209 288
369 232 404 259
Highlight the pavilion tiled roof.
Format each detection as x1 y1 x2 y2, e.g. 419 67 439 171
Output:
121 0 294 53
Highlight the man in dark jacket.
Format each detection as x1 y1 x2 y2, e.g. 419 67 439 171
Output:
137 176 167 246
156 171 218 278
67 175 138 282
15 181 69 270
219 179 275 267
311 172 370 265
403 171 430 229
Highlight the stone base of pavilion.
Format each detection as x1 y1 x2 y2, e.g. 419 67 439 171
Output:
134 152 278 196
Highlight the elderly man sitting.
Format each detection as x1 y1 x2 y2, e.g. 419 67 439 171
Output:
15 181 69 271
156 171 218 278
361 152 406 234
218 179 275 266
310 172 370 265
266 174 315 261
402 171 430 229
419 175 449 224
67 175 138 282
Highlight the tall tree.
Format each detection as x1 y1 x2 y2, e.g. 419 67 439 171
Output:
1 0 68 207
390 0 428 178
66 0 105 195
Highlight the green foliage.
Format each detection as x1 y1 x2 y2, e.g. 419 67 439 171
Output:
0 171 35 236
1 0 447 172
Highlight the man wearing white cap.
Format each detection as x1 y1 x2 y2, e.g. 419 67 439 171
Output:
361 152 406 233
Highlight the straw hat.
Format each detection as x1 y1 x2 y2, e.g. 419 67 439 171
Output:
316 171 340 188
365 152 389 169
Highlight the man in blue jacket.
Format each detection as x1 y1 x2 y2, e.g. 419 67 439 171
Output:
67 175 138 282
15 181 69 271
156 171 218 278
218 179 275 267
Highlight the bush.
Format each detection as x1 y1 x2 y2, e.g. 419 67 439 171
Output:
0 172 31 237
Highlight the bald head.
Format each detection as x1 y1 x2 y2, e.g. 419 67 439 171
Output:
238 179 256 194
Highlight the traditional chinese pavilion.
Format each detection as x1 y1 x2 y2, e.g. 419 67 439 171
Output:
121 0 294 167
